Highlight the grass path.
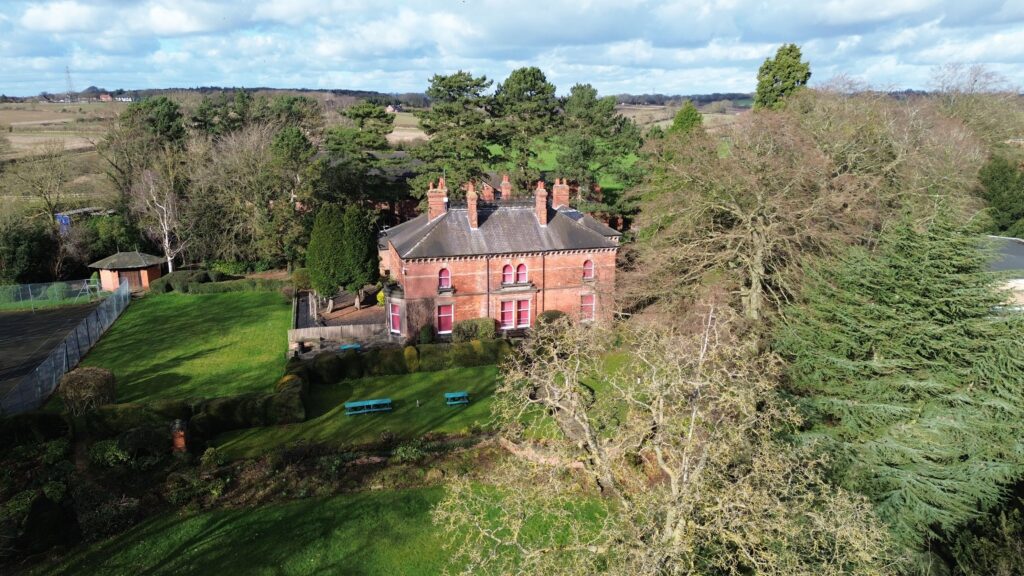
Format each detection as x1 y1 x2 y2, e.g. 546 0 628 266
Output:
30 487 449 576
81 292 291 403
215 366 498 459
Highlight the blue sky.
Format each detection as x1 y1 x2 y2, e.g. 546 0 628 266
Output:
1 0 1023 96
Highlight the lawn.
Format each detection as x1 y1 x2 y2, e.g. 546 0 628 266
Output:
214 365 498 459
80 292 291 403
30 487 450 576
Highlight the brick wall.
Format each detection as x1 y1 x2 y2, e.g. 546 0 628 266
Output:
389 248 616 337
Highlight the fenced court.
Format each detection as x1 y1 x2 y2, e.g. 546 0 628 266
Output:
0 279 130 415
0 278 103 312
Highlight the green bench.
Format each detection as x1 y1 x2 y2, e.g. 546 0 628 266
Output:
344 398 393 415
445 391 470 406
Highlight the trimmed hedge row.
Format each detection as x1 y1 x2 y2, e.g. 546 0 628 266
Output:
452 318 496 342
304 339 513 384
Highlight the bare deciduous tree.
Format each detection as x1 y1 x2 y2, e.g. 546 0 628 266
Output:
131 149 188 272
434 314 901 575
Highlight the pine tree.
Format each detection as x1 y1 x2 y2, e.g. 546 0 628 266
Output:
490 67 559 191
754 44 811 110
668 100 702 134
306 204 346 296
776 214 1024 550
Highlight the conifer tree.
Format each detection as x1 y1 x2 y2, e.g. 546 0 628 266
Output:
754 44 811 110
306 204 346 296
339 204 378 292
668 100 702 134
776 214 1024 550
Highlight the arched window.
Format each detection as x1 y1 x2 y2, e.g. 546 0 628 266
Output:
582 259 595 280
516 263 528 283
438 268 451 290
502 264 514 285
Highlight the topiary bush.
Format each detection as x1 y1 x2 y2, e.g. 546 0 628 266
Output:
362 347 408 377
188 270 211 284
45 282 69 301
417 343 453 372
58 367 116 416
418 324 435 345
537 309 568 325
403 346 419 373
452 318 497 342
165 271 194 293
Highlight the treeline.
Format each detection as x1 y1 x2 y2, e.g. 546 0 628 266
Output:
614 91 753 106
432 48 1024 576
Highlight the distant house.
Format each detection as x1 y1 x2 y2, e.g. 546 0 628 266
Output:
385 104 402 114
378 175 620 340
990 236 1024 307
89 251 165 292
99 93 113 102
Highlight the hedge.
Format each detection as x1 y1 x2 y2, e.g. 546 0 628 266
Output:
452 318 497 342
149 270 285 295
305 339 512 383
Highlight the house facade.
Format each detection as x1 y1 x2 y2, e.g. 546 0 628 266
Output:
379 175 620 340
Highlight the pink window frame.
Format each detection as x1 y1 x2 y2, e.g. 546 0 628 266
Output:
436 304 454 334
438 268 451 289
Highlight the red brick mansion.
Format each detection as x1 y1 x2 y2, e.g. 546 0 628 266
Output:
378 175 620 340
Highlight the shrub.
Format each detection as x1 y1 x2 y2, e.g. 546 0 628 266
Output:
208 270 226 282
148 275 172 293
392 441 427 464
210 261 250 276
418 324 435 345
311 351 345 384
418 343 453 372
362 348 408 377
165 270 194 293
338 350 363 380
117 426 167 460
72 482 140 542
199 447 224 470
41 438 70 466
88 440 131 468
403 346 419 373
452 318 496 342
537 310 568 325
45 282 69 301
41 481 66 503
376 290 385 306
292 267 311 291
58 366 115 416
188 270 211 284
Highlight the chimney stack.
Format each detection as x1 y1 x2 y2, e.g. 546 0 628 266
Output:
481 182 495 202
534 180 548 226
500 173 513 199
427 178 448 220
552 178 571 209
467 181 479 229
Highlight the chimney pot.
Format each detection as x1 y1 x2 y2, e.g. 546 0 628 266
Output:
552 178 570 209
427 179 448 220
481 182 495 202
535 180 548 226
500 173 513 199
467 182 479 229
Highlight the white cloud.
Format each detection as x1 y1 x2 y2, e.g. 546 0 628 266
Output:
20 0 102 32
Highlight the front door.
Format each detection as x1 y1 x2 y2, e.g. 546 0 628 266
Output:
122 270 142 291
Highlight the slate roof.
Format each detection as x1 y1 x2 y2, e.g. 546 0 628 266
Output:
89 251 165 270
382 205 620 259
990 236 1024 275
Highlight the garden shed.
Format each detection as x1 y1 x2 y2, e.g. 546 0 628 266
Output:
89 251 165 292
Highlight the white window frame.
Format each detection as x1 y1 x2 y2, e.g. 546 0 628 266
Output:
516 299 531 328
389 303 401 334
500 301 515 330
581 294 596 322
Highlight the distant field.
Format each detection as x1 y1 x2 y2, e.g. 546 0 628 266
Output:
388 111 427 143
0 102 122 159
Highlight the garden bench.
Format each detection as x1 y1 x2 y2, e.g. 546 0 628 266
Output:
338 343 362 352
445 391 470 406
344 398 393 415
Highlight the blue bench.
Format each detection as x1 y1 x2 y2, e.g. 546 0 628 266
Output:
445 391 470 406
344 398 393 415
338 343 362 352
